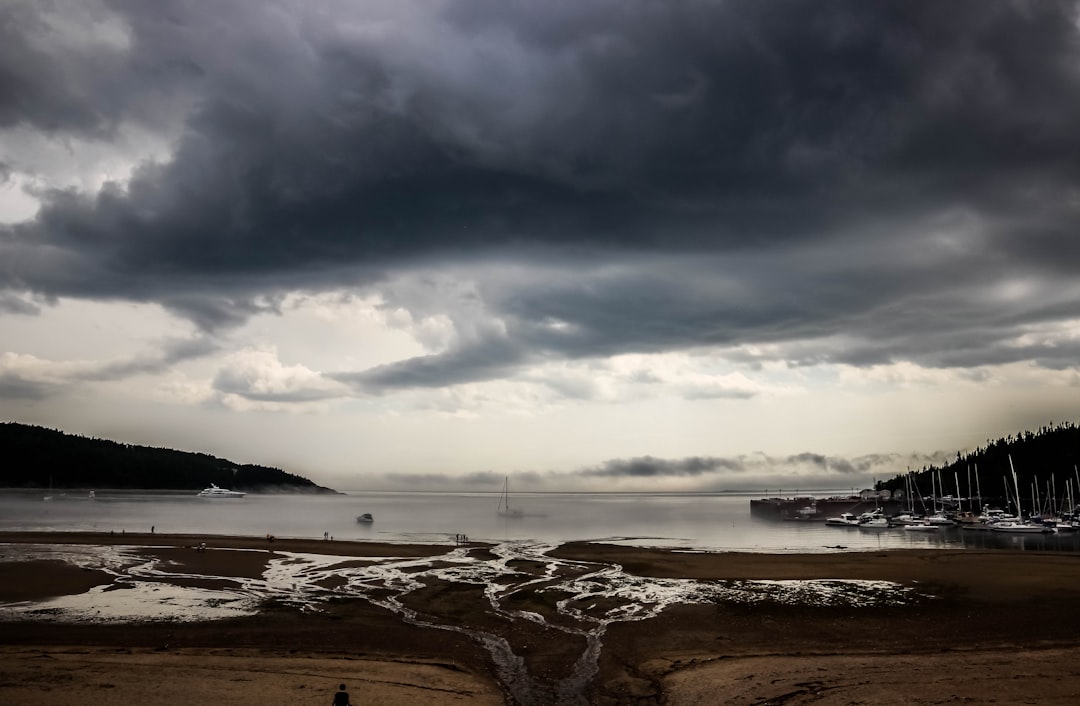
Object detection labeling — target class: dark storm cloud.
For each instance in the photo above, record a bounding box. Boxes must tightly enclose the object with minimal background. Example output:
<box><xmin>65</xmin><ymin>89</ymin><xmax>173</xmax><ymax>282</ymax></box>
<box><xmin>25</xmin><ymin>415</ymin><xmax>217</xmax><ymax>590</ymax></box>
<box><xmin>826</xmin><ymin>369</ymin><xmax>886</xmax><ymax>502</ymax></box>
<box><xmin>583</xmin><ymin>455</ymin><xmax>744</xmax><ymax>478</ymax></box>
<box><xmin>363</xmin><ymin>452</ymin><xmax>913</xmax><ymax>491</ymax></box>
<box><xmin>579</xmin><ymin>452</ymin><xmax>888</xmax><ymax>479</ymax></box>
<box><xmin>380</xmin><ymin>470</ymin><xmax>544</xmax><ymax>488</ymax></box>
<box><xmin>4</xmin><ymin>0</ymin><xmax>1080</xmax><ymax>386</ymax></box>
<box><xmin>332</xmin><ymin>335</ymin><xmax>528</xmax><ymax>393</ymax></box>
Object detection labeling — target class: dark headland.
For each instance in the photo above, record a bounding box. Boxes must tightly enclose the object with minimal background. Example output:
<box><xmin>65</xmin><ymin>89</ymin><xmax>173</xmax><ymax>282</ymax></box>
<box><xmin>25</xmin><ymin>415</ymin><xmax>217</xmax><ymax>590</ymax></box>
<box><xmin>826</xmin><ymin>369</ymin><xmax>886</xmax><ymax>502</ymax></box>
<box><xmin>0</xmin><ymin>422</ymin><xmax>337</xmax><ymax>494</ymax></box>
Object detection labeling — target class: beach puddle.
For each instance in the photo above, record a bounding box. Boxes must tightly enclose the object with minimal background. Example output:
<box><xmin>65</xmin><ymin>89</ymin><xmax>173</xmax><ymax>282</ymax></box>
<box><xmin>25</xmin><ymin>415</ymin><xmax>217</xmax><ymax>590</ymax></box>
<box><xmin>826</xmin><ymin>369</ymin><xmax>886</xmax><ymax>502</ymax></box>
<box><xmin>4</xmin><ymin>582</ymin><xmax>259</xmax><ymax>622</ymax></box>
<box><xmin>0</xmin><ymin>541</ymin><xmax>922</xmax><ymax>704</ymax></box>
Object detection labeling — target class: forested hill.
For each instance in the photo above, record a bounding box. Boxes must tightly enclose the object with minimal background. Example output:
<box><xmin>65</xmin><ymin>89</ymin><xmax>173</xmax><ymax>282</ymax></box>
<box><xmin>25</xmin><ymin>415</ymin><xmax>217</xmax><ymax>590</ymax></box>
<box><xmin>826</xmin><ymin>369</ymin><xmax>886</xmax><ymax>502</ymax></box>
<box><xmin>879</xmin><ymin>422</ymin><xmax>1080</xmax><ymax>503</ymax></box>
<box><xmin>1</xmin><ymin>423</ymin><xmax>337</xmax><ymax>494</ymax></box>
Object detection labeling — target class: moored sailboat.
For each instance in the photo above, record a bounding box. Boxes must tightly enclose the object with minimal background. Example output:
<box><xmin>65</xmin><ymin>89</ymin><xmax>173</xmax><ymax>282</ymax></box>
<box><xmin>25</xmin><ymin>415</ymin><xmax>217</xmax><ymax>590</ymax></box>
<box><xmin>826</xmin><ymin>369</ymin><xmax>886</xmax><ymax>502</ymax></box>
<box><xmin>497</xmin><ymin>476</ymin><xmax>524</xmax><ymax>518</ymax></box>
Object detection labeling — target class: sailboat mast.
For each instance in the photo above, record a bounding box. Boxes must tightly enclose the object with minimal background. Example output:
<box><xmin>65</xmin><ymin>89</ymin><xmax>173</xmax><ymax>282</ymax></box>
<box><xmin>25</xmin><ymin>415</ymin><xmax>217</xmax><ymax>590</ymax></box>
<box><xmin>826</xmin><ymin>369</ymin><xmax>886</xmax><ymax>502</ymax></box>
<box><xmin>975</xmin><ymin>463</ymin><xmax>983</xmax><ymax>513</ymax></box>
<box><xmin>931</xmin><ymin>472</ymin><xmax>936</xmax><ymax>513</ymax></box>
<box><xmin>1008</xmin><ymin>455</ymin><xmax>1022</xmax><ymax>518</ymax></box>
<box><xmin>972</xmin><ymin>464</ymin><xmax>980</xmax><ymax>513</ymax></box>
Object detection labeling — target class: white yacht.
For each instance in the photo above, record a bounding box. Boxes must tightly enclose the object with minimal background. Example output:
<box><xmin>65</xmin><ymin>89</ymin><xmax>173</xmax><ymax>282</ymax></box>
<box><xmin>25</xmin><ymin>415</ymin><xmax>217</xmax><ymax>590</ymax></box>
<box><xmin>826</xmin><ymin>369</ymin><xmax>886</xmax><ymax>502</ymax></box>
<box><xmin>196</xmin><ymin>483</ymin><xmax>246</xmax><ymax>498</ymax></box>
<box><xmin>990</xmin><ymin>521</ymin><xmax>1053</xmax><ymax>534</ymax></box>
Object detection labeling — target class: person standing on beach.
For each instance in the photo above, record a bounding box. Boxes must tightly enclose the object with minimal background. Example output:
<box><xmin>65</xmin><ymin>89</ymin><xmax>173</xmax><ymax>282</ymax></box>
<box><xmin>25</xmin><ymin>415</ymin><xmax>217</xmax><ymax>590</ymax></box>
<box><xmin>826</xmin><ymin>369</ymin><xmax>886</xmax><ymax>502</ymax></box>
<box><xmin>332</xmin><ymin>683</ymin><xmax>351</xmax><ymax>705</ymax></box>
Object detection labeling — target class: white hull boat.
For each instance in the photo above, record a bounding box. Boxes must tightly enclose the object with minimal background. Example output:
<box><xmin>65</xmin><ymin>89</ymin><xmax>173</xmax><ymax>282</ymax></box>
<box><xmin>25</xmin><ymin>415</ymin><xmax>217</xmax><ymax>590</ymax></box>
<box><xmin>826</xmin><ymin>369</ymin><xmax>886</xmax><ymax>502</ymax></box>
<box><xmin>196</xmin><ymin>483</ymin><xmax>246</xmax><ymax>498</ymax></box>
<box><xmin>990</xmin><ymin>521</ymin><xmax>1052</xmax><ymax>534</ymax></box>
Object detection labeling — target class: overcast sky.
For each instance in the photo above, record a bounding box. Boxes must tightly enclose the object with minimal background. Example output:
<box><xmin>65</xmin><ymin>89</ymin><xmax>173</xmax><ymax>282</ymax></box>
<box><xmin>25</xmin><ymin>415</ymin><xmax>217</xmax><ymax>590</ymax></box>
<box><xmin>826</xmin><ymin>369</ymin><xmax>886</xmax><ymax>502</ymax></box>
<box><xmin>2</xmin><ymin>0</ymin><xmax>1079</xmax><ymax>492</ymax></box>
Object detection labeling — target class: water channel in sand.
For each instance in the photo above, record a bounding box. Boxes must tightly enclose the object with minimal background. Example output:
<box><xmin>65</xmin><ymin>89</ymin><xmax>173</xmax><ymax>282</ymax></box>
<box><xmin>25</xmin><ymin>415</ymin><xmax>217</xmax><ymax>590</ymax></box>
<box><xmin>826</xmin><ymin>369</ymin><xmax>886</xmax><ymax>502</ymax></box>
<box><xmin>4</xmin><ymin>488</ymin><xmax>1076</xmax><ymax>702</ymax></box>
<box><xmin>1</xmin><ymin>540</ymin><xmax>921</xmax><ymax>705</ymax></box>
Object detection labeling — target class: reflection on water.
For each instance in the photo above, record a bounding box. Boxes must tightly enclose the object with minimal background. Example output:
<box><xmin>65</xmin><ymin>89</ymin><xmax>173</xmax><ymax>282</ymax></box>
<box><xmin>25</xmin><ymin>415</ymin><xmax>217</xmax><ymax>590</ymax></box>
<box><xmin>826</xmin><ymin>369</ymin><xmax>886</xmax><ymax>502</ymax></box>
<box><xmin>2</xmin><ymin>490</ymin><xmax>1079</xmax><ymax>553</ymax></box>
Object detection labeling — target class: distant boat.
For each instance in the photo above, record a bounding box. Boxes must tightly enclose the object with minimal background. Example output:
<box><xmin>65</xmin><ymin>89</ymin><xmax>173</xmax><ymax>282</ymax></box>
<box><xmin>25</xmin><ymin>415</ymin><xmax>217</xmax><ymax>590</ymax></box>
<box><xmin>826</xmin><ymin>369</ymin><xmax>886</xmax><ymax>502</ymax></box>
<box><xmin>88</xmin><ymin>490</ymin><xmax>96</xmax><ymax>500</ymax></box>
<box><xmin>990</xmin><ymin>521</ymin><xmax>1053</xmax><ymax>534</ymax></box>
<box><xmin>825</xmin><ymin>512</ymin><xmax>860</xmax><ymax>527</ymax></box>
<box><xmin>497</xmin><ymin>476</ymin><xmax>524</xmax><ymax>518</ymax></box>
<box><xmin>356</xmin><ymin>513</ymin><xmax>374</xmax><ymax>524</ymax></box>
<box><xmin>196</xmin><ymin>483</ymin><xmax>246</xmax><ymax>498</ymax></box>
<box><xmin>903</xmin><ymin>522</ymin><xmax>939</xmax><ymax>532</ymax></box>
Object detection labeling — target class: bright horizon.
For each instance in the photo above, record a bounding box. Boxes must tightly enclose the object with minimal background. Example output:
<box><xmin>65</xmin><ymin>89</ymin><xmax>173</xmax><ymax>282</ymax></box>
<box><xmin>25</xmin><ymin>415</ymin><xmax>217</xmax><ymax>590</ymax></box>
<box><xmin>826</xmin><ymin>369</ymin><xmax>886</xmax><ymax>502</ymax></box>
<box><xmin>3</xmin><ymin>1</ymin><xmax>1079</xmax><ymax>493</ymax></box>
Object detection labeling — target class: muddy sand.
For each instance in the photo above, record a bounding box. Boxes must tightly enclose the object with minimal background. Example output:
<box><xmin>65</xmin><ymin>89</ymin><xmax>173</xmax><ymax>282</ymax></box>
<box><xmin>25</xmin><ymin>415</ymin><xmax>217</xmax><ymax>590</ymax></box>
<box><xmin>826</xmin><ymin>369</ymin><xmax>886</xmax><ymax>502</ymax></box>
<box><xmin>2</xmin><ymin>531</ymin><xmax>1080</xmax><ymax>704</ymax></box>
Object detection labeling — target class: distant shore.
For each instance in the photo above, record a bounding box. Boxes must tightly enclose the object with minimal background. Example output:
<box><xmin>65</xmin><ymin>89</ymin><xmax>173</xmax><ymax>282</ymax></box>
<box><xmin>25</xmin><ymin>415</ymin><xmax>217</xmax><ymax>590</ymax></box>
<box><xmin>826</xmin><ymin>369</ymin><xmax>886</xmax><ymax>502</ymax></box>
<box><xmin>3</xmin><ymin>531</ymin><xmax>1080</xmax><ymax>704</ymax></box>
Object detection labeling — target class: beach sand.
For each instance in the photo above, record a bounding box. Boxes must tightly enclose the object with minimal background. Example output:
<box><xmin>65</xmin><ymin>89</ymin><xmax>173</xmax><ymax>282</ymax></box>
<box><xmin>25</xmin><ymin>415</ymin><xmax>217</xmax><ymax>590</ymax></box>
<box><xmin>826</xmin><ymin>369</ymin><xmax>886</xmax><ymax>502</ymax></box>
<box><xmin>3</xmin><ymin>532</ymin><xmax>1080</xmax><ymax>704</ymax></box>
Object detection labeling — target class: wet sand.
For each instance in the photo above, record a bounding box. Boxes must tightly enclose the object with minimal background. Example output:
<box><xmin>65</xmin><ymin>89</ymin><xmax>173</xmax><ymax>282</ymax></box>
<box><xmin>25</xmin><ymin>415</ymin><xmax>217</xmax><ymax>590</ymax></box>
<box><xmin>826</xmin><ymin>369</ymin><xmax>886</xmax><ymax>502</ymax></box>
<box><xmin>3</xmin><ymin>532</ymin><xmax>1080</xmax><ymax>704</ymax></box>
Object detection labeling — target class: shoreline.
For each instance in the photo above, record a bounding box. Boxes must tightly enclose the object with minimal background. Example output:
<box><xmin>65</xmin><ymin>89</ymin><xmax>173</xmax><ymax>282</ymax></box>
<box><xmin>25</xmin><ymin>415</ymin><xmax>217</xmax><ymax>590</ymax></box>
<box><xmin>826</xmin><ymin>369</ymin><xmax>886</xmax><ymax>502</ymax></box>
<box><xmin>4</xmin><ymin>531</ymin><xmax>1080</xmax><ymax>704</ymax></box>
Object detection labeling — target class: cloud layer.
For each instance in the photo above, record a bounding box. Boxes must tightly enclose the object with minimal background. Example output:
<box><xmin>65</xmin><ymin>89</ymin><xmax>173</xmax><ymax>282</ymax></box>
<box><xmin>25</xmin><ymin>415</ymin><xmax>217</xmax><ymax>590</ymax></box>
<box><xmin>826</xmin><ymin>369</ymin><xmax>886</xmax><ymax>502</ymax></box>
<box><xmin>2</xmin><ymin>1</ymin><xmax>1079</xmax><ymax>482</ymax></box>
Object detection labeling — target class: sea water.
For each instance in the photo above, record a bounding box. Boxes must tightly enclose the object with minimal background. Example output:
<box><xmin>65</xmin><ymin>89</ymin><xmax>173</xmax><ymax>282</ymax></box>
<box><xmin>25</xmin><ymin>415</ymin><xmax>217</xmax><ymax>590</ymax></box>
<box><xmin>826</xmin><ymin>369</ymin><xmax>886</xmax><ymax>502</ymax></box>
<box><xmin>2</xmin><ymin>489</ymin><xmax>1078</xmax><ymax>553</ymax></box>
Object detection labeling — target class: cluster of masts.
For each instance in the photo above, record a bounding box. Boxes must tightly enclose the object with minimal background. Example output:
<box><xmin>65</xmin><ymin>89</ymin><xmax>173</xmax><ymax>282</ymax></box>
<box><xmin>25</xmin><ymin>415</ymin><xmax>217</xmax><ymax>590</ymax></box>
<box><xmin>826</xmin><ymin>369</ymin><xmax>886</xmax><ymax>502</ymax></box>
<box><xmin>870</xmin><ymin>455</ymin><xmax>1080</xmax><ymax>533</ymax></box>
<box><xmin>901</xmin><ymin>455</ymin><xmax>1080</xmax><ymax>520</ymax></box>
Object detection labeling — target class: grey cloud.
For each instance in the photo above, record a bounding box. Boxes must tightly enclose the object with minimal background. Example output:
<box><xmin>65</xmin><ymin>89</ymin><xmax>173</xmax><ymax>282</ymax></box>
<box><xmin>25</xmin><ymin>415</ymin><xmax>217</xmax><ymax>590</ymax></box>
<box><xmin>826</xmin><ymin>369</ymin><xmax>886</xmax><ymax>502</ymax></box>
<box><xmin>582</xmin><ymin>455</ymin><xmax>746</xmax><ymax>478</ymax></box>
<box><xmin>87</xmin><ymin>335</ymin><xmax>221</xmax><ymax>382</ymax></box>
<box><xmin>3</xmin><ymin>0</ymin><xmax>1080</xmax><ymax>385</ymax></box>
<box><xmin>0</xmin><ymin>334</ymin><xmax>218</xmax><ymax>401</ymax></box>
<box><xmin>0</xmin><ymin>293</ymin><xmax>40</xmax><ymax>315</ymax></box>
<box><xmin>364</xmin><ymin>451</ymin><xmax>913</xmax><ymax>491</ymax></box>
<box><xmin>332</xmin><ymin>335</ymin><xmax>528</xmax><ymax>393</ymax></box>
<box><xmin>379</xmin><ymin>470</ymin><xmax>541</xmax><ymax>488</ymax></box>
<box><xmin>0</xmin><ymin>373</ymin><xmax>57</xmax><ymax>401</ymax></box>
<box><xmin>210</xmin><ymin>374</ymin><xmax>340</xmax><ymax>403</ymax></box>
<box><xmin>579</xmin><ymin>451</ymin><xmax>904</xmax><ymax>481</ymax></box>
<box><xmin>0</xmin><ymin>336</ymin><xmax>219</xmax><ymax>397</ymax></box>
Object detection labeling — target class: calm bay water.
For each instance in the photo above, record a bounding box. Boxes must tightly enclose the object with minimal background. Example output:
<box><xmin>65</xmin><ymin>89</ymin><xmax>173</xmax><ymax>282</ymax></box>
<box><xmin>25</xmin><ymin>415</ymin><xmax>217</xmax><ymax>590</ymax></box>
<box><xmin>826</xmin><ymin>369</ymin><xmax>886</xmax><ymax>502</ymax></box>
<box><xmin>3</xmin><ymin>489</ymin><xmax>1078</xmax><ymax>553</ymax></box>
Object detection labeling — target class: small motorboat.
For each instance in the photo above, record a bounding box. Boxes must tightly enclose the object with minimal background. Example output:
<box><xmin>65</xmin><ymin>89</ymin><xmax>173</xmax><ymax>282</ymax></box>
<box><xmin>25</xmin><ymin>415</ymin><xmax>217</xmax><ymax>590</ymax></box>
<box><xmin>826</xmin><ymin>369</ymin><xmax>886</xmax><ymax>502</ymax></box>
<box><xmin>825</xmin><ymin>512</ymin><xmax>860</xmax><ymax>527</ymax></box>
<box><xmin>356</xmin><ymin>513</ymin><xmax>374</xmax><ymax>524</ymax></box>
<box><xmin>902</xmin><ymin>522</ymin><xmax>939</xmax><ymax>531</ymax></box>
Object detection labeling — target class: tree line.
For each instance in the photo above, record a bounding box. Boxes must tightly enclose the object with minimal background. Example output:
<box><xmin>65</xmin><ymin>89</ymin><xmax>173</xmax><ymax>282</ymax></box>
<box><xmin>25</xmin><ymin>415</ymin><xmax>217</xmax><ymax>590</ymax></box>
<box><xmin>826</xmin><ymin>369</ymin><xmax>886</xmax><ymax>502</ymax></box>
<box><xmin>878</xmin><ymin>421</ymin><xmax>1080</xmax><ymax>511</ymax></box>
<box><xmin>0</xmin><ymin>422</ymin><xmax>337</xmax><ymax>493</ymax></box>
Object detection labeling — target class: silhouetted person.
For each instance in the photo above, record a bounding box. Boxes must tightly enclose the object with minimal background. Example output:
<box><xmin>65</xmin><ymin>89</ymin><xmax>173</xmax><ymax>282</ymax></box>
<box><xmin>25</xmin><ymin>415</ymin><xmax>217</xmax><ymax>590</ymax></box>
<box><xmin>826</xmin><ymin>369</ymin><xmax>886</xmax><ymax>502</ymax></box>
<box><xmin>332</xmin><ymin>683</ymin><xmax>351</xmax><ymax>705</ymax></box>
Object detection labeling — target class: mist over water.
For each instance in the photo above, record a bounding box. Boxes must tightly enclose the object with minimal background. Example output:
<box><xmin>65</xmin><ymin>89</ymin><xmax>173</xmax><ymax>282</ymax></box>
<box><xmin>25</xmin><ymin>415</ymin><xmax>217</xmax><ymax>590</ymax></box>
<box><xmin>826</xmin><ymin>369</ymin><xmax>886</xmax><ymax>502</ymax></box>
<box><xmin>3</xmin><ymin>490</ymin><xmax>1079</xmax><ymax>552</ymax></box>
